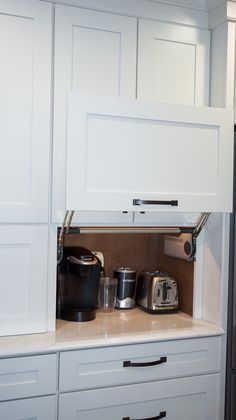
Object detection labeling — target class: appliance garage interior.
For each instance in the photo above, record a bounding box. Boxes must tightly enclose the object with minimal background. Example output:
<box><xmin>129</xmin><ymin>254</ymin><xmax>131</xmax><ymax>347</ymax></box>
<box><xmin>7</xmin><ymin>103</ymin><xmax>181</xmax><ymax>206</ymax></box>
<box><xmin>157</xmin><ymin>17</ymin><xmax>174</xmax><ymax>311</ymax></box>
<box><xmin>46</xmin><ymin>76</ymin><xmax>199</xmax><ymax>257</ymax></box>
<box><xmin>56</xmin><ymin>212</ymin><xmax>209</xmax><ymax>322</ymax></box>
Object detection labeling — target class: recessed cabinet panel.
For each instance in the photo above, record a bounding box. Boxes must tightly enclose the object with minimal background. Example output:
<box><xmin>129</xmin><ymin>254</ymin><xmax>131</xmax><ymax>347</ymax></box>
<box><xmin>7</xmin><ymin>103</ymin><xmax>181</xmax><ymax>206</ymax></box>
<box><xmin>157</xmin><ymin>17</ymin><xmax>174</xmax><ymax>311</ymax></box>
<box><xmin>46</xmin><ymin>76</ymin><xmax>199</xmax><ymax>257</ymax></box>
<box><xmin>138</xmin><ymin>19</ymin><xmax>210</xmax><ymax>106</ymax></box>
<box><xmin>53</xmin><ymin>5</ymin><xmax>137</xmax><ymax>222</ymax></box>
<box><xmin>72</xmin><ymin>26</ymin><xmax>121</xmax><ymax>95</ymax></box>
<box><xmin>66</xmin><ymin>94</ymin><xmax>234</xmax><ymax>213</ymax></box>
<box><xmin>0</xmin><ymin>226</ymin><xmax>48</xmax><ymax>336</ymax></box>
<box><xmin>0</xmin><ymin>1</ymin><xmax>51</xmax><ymax>222</ymax></box>
<box><xmin>86</xmin><ymin>118</ymin><xmax>216</xmax><ymax>192</ymax></box>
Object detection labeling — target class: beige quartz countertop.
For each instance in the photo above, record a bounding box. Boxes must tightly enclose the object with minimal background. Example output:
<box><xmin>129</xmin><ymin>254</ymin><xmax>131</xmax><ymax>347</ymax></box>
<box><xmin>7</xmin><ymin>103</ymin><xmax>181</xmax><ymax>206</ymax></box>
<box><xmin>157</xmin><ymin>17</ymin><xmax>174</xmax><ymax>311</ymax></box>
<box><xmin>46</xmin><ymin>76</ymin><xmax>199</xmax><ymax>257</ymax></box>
<box><xmin>0</xmin><ymin>309</ymin><xmax>224</xmax><ymax>358</ymax></box>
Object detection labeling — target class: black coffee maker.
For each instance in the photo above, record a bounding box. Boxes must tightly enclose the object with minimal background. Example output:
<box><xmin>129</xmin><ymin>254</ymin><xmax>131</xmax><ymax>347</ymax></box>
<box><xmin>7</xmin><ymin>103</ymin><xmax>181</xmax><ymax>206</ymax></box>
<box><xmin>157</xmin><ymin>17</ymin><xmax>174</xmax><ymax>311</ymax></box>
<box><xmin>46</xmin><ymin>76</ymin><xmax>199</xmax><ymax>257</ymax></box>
<box><xmin>57</xmin><ymin>246</ymin><xmax>101</xmax><ymax>322</ymax></box>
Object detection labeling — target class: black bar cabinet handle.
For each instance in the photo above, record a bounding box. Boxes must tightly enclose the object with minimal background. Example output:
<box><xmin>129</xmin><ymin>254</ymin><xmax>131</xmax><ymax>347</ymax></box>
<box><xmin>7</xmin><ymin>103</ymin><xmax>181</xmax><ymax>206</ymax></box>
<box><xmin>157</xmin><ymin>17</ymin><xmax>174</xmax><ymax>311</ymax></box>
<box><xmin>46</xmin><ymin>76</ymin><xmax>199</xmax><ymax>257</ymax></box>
<box><xmin>133</xmin><ymin>199</ymin><xmax>178</xmax><ymax>207</ymax></box>
<box><xmin>123</xmin><ymin>356</ymin><xmax>167</xmax><ymax>368</ymax></box>
<box><xmin>123</xmin><ymin>411</ymin><xmax>166</xmax><ymax>420</ymax></box>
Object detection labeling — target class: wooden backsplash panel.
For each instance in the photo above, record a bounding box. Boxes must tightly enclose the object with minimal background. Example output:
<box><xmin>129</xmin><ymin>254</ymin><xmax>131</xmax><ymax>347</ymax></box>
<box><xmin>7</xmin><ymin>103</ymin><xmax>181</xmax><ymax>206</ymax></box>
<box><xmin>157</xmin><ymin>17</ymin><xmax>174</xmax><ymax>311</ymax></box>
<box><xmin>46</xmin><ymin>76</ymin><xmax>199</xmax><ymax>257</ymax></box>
<box><xmin>63</xmin><ymin>233</ymin><xmax>159</xmax><ymax>275</ymax></box>
<box><xmin>155</xmin><ymin>235</ymin><xmax>194</xmax><ymax>316</ymax></box>
<box><xmin>63</xmin><ymin>232</ymin><xmax>194</xmax><ymax>316</ymax></box>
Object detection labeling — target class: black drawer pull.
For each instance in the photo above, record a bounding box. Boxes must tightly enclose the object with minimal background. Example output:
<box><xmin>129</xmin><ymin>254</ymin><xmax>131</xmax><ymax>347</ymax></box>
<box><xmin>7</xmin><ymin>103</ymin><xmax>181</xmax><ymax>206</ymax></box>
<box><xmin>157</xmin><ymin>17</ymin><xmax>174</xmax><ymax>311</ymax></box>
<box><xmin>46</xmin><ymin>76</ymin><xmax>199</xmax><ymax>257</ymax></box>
<box><xmin>123</xmin><ymin>411</ymin><xmax>166</xmax><ymax>420</ymax></box>
<box><xmin>123</xmin><ymin>356</ymin><xmax>167</xmax><ymax>368</ymax></box>
<box><xmin>133</xmin><ymin>199</ymin><xmax>178</xmax><ymax>207</ymax></box>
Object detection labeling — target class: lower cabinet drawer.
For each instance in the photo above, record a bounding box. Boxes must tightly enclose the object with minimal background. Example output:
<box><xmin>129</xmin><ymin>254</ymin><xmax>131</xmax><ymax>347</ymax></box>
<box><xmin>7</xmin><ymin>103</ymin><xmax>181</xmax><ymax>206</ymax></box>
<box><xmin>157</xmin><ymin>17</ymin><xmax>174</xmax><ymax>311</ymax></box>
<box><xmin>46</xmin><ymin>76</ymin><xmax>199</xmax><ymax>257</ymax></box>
<box><xmin>59</xmin><ymin>336</ymin><xmax>221</xmax><ymax>391</ymax></box>
<box><xmin>0</xmin><ymin>395</ymin><xmax>57</xmax><ymax>420</ymax></box>
<box><xmin>59</xmin><ymin>373</ymin><xmax>220</xmax><ymax>420</ymax></box>
<box><xmin>0</xmin><ymin>354</ymin><xmax>57</xmax><ymax>401</ymax></box>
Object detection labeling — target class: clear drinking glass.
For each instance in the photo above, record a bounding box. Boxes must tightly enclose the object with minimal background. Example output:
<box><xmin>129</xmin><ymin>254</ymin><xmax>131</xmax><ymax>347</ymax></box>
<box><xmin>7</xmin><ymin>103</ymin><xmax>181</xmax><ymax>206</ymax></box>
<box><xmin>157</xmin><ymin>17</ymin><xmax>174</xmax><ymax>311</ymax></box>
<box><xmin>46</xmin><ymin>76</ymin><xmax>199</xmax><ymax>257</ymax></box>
<box><xmin>98</xmin><ymin>277</ymin><xmax>118</xmax><ymax>312</ymax></box>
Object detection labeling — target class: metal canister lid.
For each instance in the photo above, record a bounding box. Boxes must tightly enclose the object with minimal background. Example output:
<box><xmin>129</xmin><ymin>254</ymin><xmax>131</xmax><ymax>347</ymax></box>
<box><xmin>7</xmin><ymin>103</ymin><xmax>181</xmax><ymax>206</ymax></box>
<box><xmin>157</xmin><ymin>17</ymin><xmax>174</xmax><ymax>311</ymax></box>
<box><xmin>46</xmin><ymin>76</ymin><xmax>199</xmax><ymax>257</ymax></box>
<box><xmin>140</xmin><ymin>270</ymin><xmax>169</xmax><ymax>277</ymax></box>
<box><xmin>68</xmin><ymin>255</ymin><xmax>98</xmax><ymax>265</ymax></box>
<box><xmin>113</xmin><ymin>267</ymin><xmax>136</xmax><ymax>273</ymax></box>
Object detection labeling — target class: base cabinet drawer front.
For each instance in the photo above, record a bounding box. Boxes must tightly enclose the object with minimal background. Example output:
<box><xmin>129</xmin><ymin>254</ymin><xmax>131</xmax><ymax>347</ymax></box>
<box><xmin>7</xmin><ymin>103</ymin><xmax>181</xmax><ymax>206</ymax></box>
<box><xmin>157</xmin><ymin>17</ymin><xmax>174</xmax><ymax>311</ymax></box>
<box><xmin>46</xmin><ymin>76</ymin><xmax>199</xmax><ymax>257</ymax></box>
<box><xmin>0</xmin><ymin>354</ymin><xmax>57</xmax><ymax>401</ymax></box>
<box><xmin>0</xmin><ymin>395</ymin><xmax>57</xmax><ymax>420</ymax></box>
<box><xmin>59</xmin><ymin>336</ymin><xmax>221</xmax><ymax>391</ymax></box>
<box><xmin>58</xmin><ymin>374</ymin><xmax>220</xmax><ymax>420</ymax></box>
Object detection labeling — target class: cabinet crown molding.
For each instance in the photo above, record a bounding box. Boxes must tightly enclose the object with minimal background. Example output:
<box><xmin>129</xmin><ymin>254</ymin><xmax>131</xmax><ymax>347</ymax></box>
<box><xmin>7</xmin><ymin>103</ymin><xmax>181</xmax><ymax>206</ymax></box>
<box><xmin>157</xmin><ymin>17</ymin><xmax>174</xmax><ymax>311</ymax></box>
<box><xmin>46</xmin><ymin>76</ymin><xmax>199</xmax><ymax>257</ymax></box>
<box><xmin>41</xmin><ymin>0</ymin><xmax>210</xmax><ymax>28</ymax></box>
<box><xmin>43</xmin><ymin>0</ymin><xmax>224</xmax><ymax>10</ymax></box>
<box><xmin>147</xmin><ymin>0</ymin><xmax>224</xmax><ymax>11</ymax></box>
<box><xmin>208</xmin><ymin>1</ymin><xmax>236</xmax><ymax>29</ymax></box>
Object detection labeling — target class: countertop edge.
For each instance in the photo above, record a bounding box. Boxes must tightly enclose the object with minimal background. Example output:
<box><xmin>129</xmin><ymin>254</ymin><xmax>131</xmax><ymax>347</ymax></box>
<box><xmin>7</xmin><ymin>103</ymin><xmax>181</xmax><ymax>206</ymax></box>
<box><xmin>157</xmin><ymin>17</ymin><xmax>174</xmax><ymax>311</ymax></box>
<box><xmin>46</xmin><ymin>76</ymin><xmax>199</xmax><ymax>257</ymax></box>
<box><xmin>0</xmin><ymin>322</ymin><xmax>225</xmax><ymax>358</ymax></box>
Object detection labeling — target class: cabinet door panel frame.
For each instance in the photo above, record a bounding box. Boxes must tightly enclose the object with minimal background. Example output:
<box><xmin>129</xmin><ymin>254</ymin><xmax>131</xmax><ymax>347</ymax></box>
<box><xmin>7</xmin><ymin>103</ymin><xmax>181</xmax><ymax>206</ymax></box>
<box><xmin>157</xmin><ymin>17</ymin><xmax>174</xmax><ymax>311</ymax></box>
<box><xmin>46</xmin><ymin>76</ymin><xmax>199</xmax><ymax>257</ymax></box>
<box><xmin>0</xmin><ymin>0</ymin><xmax>52</xmax><ymax>222</ymax></box>
<box><xmin>0</xmin><ymin>226</ymin><xmax>49</xmax><ymax>336</ymax></box>
<box><xmin>66</xmin><ymin>94</ymin><xmax>234</xmax><ymax>213</ymax></box>
<box><xmin>52</xmin><ymin>4</ymin><xmax>137</xmax><ymax>223</ymax></box>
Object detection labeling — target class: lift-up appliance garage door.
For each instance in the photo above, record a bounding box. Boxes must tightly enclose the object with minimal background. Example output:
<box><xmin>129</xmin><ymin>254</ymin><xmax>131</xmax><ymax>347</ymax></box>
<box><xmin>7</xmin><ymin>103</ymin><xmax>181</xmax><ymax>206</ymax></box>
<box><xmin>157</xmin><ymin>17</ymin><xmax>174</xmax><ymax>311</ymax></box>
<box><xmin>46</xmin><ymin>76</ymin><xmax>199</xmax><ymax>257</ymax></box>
<box><xmin>66</xmin><ymin>94</ymin><xmax>234</xmax><ymax>213</ymax></box>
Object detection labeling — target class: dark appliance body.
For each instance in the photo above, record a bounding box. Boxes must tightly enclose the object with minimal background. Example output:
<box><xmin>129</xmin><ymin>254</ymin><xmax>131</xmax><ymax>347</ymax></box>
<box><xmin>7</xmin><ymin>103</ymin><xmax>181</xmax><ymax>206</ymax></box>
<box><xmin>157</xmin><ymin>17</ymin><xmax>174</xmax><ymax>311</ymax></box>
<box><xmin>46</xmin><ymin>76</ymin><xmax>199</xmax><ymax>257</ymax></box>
<box><xmin>226</xmin><ymin>126</ymin><xmax>236</xmax><ymax>419</ymax></box>
<box><xmin>226</xmin><ymin>212</ymin><xmax>236</xmax><ymax>419</ymax></box>
<box><xmin>226</xmin><ymin>214</ymin><xmax>236</xmax><ymax>419</ymax></box>
<box><xmin>113</xmin><ymin>267</ymin><xmax>136</xmax><ymax>309</ymax></box>
<box><xmin>57</xmin><ymin>246</ymin><xmax>101</xmax><ymax>322</ymax></box>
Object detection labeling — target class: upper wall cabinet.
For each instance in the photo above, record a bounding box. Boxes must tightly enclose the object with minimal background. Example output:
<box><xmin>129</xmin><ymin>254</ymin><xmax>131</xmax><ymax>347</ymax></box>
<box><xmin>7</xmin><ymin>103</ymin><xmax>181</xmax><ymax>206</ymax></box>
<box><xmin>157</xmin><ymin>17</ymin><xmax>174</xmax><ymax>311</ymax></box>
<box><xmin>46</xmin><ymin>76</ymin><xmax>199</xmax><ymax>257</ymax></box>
<box><xmin>66</xmin><ymin>94</ymin><xmax>234</xmax><ymax>213</ymax></box>
<box><xmin>137</xmin><ymin>19</ymin><xmax>210</xmax><ymax>106</ymax></box>
<box><xmin>0</xmin><ymin>0</ymin><xmax>52</xmax><ymax>223</ymax></box>
<box><xmin>52</xmin><ymin>5</ymin><xmax>137</xmax><ymax>223</ymax></box>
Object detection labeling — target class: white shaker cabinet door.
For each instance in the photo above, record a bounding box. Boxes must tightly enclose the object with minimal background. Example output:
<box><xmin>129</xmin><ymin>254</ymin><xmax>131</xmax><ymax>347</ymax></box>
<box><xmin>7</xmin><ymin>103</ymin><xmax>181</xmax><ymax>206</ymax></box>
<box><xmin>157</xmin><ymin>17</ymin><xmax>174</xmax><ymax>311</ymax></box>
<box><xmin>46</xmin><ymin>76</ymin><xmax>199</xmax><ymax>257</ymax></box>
<box><xmin>52</xmin><ymin>4</ymin><xmax>137</xmax><ymax>223</ymax></box>
<box><xmin>66</xmin><ymin>94</ymin><xmax>233</xmax><ymax>213</ymax></box>
<box><xmin>0</xmin><ymin>354</ymin><xmax>57</xmax><ymax>401</ymax></box>
<box><xmin>0</xmin><ymin>396</ymin><xmax>56</xmax><ymax>420</ymax></box>
<box><xmin>137</xmin><ymin>19</ymin><xmax>210</xmax><ymax>106</ymax></box>
<box><xmin>0</xmin><ymin>0</ymin><xmax>52</xmax><ymax>223</ymax></box>
<box><xmin>0</xmin><ymin>226</ymin><xmax>48</xmax><ymax>336</ymax></box>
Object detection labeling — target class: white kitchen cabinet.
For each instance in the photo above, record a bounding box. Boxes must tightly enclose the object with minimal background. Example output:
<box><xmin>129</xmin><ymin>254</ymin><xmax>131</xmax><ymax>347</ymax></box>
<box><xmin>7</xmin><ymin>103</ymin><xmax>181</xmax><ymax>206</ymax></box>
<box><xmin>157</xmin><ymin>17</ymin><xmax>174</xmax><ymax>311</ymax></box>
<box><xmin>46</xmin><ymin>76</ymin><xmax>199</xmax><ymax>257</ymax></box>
<box><xmin>59</xmin><ymin>336</ymin><xmax>221</xmax><ymax>391</ymax></box>
<box><xmin>0</xmin><ymin>353</ymin><xmax>57</xmax><ymax>419</ymax></box>
<box><xmin>73</xmin><ymin>210</ymin><xmax>133</xmax><ymax>225</ymax></box>
<box><xmin>0</xmin><ymin>330</ymin><xmax>223</xmax><ymax>419</ymax></box>
<box><xmin>52</xmin><ymin>4</ymin><xmax>137</xmax><ymax>223</ymax></box>
<box><xmin>59</xmin><ymin>374</ymin><xmax>220</xmax><ymax>420</ymax></box>
<box><xmin>0</xmin><ymin>226</ymin><xmax>49</xmax><ymax>336</ymax></box>
<box><xmin>70</xmin><ymin>211</ymin><xmax>201</xmax><ymax>228</ymax></box>
<box><xmin>0</xmin><ymin>396</ymin><xmax>57</xmax><ymax>420</ymax></box>
<box><xmin>0</xmin><ymin>0</ymin><xmax>52</xmax><ymax>223</ymax></box>
<box><xmin>133</xmin><ymin>211</ymin><xmax>200</xmax><ymax>226</ymax></box>
<box><xmin>137</xmin><ymin>19</ymin><xmax>210</xmax><ymax>106</ymax></box>
<box><xmin>58</xmin><ymin>335</ymin><xmax>221</xmax><ymax>420</ymax></box>
<box><xmin>66</xmin><ymin>94</ymin><xmax>234</xmax><ymax>213</ymax></box>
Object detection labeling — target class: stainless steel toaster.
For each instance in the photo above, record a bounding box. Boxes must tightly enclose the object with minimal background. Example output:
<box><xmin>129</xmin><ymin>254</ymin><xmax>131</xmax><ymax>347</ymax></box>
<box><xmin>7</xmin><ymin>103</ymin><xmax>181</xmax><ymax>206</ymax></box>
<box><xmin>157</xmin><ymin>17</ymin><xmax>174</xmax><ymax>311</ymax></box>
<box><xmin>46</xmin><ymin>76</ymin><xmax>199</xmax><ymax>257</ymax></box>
<box><xmin>135</xmin><ymin>270</ymin><xmax>179</xmax><ymax>313</ymax></box>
